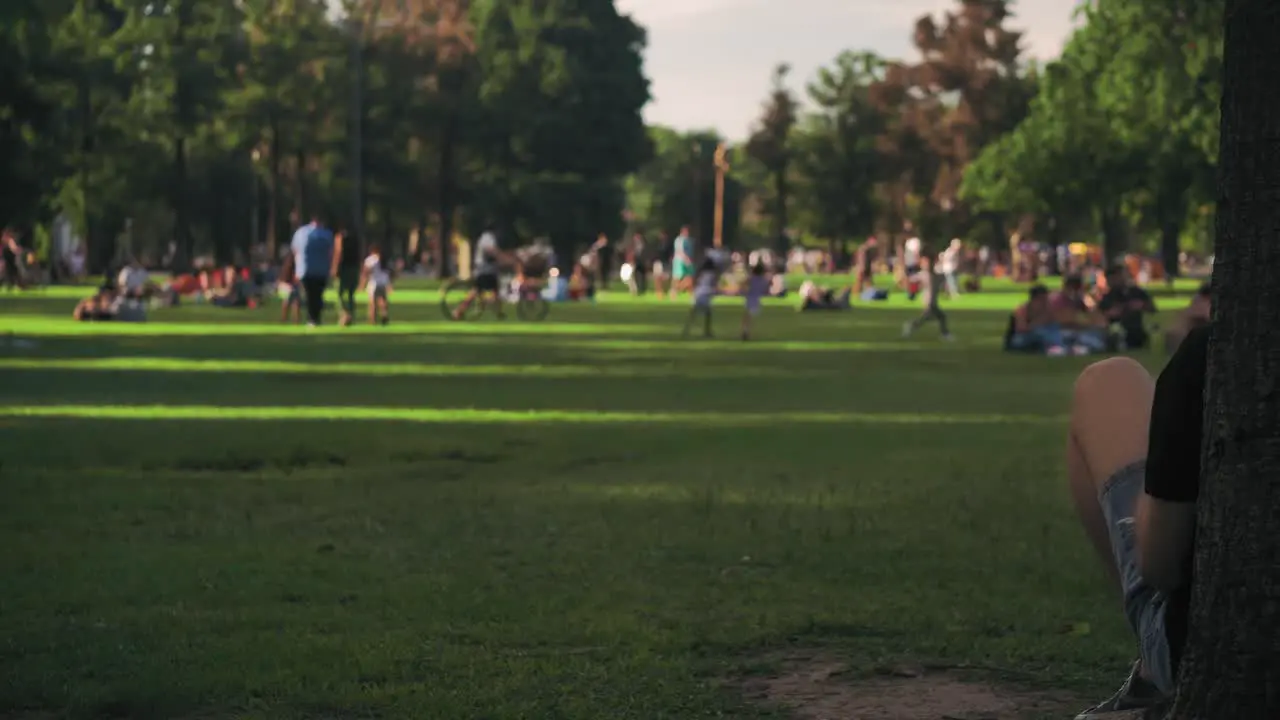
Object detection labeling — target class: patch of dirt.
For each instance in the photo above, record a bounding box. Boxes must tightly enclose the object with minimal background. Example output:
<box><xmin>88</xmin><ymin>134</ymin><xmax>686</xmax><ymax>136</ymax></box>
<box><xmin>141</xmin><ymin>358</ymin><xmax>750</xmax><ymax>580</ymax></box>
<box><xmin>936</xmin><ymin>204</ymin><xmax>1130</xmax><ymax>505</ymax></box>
<box><xmin>737</xmin><ymin>651</ymin><xmax>1090</xmax><ymax>720</ymax></box>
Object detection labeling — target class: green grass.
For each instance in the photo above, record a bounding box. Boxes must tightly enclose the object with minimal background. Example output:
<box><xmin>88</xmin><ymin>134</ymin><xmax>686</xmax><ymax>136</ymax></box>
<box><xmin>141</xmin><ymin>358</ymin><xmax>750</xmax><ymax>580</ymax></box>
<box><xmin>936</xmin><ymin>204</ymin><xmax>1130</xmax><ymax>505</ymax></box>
<box><xmin>0</xmin><ymin>283</ymin><xmax>1194</xmax><ymax>719</ymax></box>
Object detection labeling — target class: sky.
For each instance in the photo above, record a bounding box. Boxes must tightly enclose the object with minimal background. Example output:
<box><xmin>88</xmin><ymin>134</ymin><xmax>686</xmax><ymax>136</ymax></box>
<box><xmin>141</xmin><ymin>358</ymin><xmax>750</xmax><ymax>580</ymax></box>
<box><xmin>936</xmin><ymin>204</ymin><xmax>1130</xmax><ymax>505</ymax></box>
<box><xmin>615</xmin><ymin>0</ymin><xmax>1084</xmax><ymax>141</ymax></box>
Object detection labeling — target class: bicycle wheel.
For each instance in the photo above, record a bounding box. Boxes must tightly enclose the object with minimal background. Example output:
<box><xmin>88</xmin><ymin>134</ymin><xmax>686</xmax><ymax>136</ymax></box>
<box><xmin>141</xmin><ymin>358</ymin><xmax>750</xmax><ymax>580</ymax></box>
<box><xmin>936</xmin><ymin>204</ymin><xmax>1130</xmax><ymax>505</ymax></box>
<box><xmin>516</xmin><ymin>292</ymin><xmax>549</xmax><ymax>321</ymax></box>
<box><xmin>440</xmin><ymin>278</ymin><xmax>482</xmax><ymax>321</ymax></box>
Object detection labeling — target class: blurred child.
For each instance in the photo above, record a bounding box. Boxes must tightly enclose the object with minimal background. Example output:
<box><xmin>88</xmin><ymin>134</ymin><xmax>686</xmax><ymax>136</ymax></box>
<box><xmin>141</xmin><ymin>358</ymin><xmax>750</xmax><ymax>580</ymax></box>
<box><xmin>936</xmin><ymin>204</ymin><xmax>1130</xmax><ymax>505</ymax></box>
<box><xmin>902</xmin><ymin>254</ymin><xmax>954</xmax><ymax>341</ymax></box>
<box><xmin>681</xmin><ymin>258</ymin><xmax>719</xmax><ymax>339</ymax></box>
<box><xmin>278</xmin><ymin>253</ymin><xmax>301</xmax><ymax>324</ymax></box>
<box><xmin>741</xmin><ymin>262</ymin><xmax>769</xmax><ymax>341</ymax></box>
<box><xmin>361</xmin><ymin>244</ymin><xmax>393</xmax><ymax>326</ymax></box>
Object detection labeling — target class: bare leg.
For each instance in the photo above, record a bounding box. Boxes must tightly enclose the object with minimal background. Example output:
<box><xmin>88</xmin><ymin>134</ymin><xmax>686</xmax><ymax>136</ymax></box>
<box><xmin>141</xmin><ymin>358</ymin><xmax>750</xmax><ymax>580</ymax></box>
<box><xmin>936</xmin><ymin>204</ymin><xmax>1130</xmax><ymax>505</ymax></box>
<box><xmin>1066</xmin><ymin>357</ymin><xmax>1154</xmax><ymax>592</ymax></box>
<box><xmin>681</xmin><ymin>307</ymin><xmax>700</xmax><ymax>338</ymax></box>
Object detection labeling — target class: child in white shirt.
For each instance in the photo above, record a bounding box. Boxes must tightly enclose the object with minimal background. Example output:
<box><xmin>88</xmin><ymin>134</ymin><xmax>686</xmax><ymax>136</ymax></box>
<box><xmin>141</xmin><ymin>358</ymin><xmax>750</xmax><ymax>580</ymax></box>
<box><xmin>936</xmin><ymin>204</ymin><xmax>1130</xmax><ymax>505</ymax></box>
<box><xmin>681</xmin><ymin>258</ymin><xmax>719</xmax><ymax>339</ymax></box>
<box><xmin>361</xmin><ymin>246</ymin><xmax>393</xmax><ymax>326</ymax></box>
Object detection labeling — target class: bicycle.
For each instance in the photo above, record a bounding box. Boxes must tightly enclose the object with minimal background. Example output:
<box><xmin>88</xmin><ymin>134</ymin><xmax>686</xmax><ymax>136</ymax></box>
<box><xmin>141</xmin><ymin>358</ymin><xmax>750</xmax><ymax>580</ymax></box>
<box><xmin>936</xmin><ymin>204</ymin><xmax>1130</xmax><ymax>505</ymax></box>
<box><xmin>440</xmin><ymin>265</ymin><xmax>550</xmax><ymax>322</ymax></box>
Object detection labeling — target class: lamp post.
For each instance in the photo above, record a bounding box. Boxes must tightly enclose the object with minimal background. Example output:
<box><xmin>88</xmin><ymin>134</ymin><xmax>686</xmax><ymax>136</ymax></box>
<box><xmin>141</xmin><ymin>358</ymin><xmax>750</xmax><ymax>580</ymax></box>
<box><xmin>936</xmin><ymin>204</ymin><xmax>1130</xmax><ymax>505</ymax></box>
<box><xmin>712</xmin><ymin>142</ymin><xmax>730</xmax><ymax>248</ymax></box>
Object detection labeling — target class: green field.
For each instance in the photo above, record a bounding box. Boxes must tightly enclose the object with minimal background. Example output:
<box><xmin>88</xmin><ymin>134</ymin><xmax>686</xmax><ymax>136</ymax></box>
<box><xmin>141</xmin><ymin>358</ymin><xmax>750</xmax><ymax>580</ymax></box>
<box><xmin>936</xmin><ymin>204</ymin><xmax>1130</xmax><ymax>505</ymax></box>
<box><xmin>0</xmin><ymin>282</ymin><xmax>1195</xmax><ymax>719</ymax></box>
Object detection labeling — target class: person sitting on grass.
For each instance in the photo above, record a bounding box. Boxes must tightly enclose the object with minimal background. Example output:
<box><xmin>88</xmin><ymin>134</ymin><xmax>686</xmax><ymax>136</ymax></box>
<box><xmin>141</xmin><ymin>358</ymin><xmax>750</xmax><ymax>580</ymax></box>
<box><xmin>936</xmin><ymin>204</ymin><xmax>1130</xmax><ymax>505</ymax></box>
<box><xmin>740</xmin><ymin>262</ymin><xmax>770</xmax><ymax>341</ymax></box>
<box><xmin>1164</xmin><ymin>282</ymin><xmax>1211</xmax><ymax>356</ymax></box>
<box><xmin>681</xmin><ymin>257</ymin><xmax>719</xmax><ymax>339</ymax></box>
<box><xmin>797</xmin><ymin>280</ymin><xmax>852</xmax><ymax>311</ymax></box>
<box><xmin>1064</xmin><ymin>325</ymin><xmax>1207</xmax><ymax>718</ymax></box>
<box><xmin>117</xmin><ymin>257</ymin><xmax>159</xmax><ymax>300</ymax></box>
<box><xmin>207</xmin><ymin>265</ymin><xmax>253</xmax><ymax>308</ymax></box>
<box><xmin>278</xmin><ymin>253</ymin><xmax>302</xmax><ymax>324</ymax></box>
<box><xmin>72</xmin><ymin>286</ymin><xmax>146</xmax><ymax>322</ymax></box>
<box><xmin>1052</xmin><ymin>274</ymin><xmax>1108</xmax><ymax>353</ymax></box>
<box><xmin>361</xmin><ymin>244</ymin><xmax>393</xmax><ymax>326</ymax></box>
<box><xmin>1097</xmin><ymin>265</ymin><xmax>1157</xmax><ymax>350</ymax></box>
<box><xmin>1004</xmin><ymin>284</ymin><xmax>1071</xmax><ymax>355</ymax></box>
<box><xmin>567</xmin><ymin>262</ymin><xmax>595</xmax><ymax>302</ymax></box>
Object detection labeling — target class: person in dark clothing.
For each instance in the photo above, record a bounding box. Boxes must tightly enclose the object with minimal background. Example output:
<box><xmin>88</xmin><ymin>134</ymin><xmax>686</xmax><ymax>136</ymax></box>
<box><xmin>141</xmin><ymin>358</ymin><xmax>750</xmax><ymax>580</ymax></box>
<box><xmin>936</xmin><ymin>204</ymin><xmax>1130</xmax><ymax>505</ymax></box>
<box><xmin>1065</xmin><ymin>325</ymin><xmax>1208</xmax><ymax>718</ymax></box>
<box><xmin>332</xmin><ymin>227</ymin><xmax>362</xmax><ymax>325</ymax></box>
<box><xmin>653</xmin><ymin>231</ymin><xmax>674</xmax><ymax>297</ymax></box>
<box><xmin>1097</xmin><ymin>265</ymin><xmax>1157</xmax><ymax>349</ymax></box>
<box><xmin>625</xmin><ymin>232</ymin><xmax>647</xmax><ymax>295</ymax></box>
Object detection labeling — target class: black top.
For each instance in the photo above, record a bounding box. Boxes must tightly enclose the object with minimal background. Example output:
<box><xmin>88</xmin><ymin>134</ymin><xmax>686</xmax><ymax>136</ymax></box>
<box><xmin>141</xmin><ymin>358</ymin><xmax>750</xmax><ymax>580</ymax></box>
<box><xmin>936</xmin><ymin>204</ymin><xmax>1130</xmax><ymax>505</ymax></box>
<box><xmin>1099</xmin><ymin>286</ymin><xmax>1156</xmax><ymax>340</ymax></box>
<box><xmin>338</xmin><ymin>234</ymin><xmax>362</xmax><ymax>269</ymax></box>
<box><xmin>1</xmin><ymin>242</ymin><xmax>16</xmax><ymax>266</ymax></box>
<box><xmin>1145</xmin><ymin>322</ymin><xmax>1210</xmax><ymax>674</ymax></box>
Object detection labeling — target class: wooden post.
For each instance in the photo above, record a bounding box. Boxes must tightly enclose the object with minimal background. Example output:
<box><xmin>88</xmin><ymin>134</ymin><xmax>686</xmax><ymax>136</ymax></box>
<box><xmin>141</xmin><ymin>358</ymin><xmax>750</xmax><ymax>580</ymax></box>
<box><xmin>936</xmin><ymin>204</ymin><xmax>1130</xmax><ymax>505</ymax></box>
<box><xmin>713</xmin><ymin>142</ymin><xmax>730</xmax><ymax>248</ymax></box>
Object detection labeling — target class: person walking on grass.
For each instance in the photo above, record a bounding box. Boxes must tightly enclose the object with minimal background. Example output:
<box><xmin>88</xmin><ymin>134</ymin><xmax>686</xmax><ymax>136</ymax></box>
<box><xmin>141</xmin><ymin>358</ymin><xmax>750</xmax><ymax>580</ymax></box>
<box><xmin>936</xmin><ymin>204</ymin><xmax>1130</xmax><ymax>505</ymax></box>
<box><xmin>290</xmin><ymin>214</ymin><xmax>334</xmax><ymax>327</ymax></box>
<box><xmin>278</xmin><ymin>251</ymin><xmax>302</xmax><ymax>324</ymax></box>
<box><xmin>740</xmin><ymin>261</ymin><xmax>769</xmax><ymax>341</ymax></box>
<box><xmin>361</xmin><ymin>244</ymin><xmax>393</xmax><ymax>326</ymax></box>
<box><xmin>331</xmin><ymin>226</ymin><xmax>362</xmax><ymax>326</ymax></box>
<box><xmin>902</xmin><ymin>254</ymin><xmax>954</xmax><ymax>341</ymax></box>
<box><xmin>681</xmin><ymin>258</ymin><xmax>718</xmax><ymax>339</ymax></box>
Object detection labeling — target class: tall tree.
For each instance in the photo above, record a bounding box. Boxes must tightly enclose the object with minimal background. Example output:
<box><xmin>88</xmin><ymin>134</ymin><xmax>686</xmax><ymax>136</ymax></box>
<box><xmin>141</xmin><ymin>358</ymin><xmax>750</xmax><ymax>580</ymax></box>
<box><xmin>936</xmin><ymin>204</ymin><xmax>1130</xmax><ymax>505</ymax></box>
<box><xmin>745</xmin><ymin>63</ymin><xmax>798</xmax><ymax>248</ymax></box>
<box><xmin>791</xmin><ymin>51</ymin><xmax>884</xmax><ymax>259</ymax></box>
<box><xmin>872</xmin><ymin>0</ymin><xmax>1032</xmax><ymax>247</ymax></box>
<box><xmin>1168</xmin><ymin>0</ymin><xmax>1280</xmax><ymax>717</ymax></box>
<box><xmin>468</xmin><ymin>0</ymin><xmax>650</xmax><ymax>260</ymax></box>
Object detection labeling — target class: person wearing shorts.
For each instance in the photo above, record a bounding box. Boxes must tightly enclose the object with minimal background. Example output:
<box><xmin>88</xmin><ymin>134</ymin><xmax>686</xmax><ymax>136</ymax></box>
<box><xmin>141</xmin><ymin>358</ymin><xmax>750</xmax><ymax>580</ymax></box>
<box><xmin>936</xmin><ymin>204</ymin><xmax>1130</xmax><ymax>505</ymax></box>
<box><xmin>1065</xmin><ymin>324</ymin><xmax>1206</xmax><ymax>718</ymax></box>
<box><xmin>362</xmin><ymin>245</ymin><xmax>392</xmax><ymax>325</ymax></box>
<box><xmin>455</xmin><ymin>226</ymin><xmax>506</xmax><ymax>319</ymax></box>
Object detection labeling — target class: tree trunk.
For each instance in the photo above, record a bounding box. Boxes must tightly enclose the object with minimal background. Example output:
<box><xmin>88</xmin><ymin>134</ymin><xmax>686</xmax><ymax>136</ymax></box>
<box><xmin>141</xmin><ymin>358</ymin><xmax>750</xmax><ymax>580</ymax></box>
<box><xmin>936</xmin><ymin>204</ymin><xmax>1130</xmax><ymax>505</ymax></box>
<box><xmin>1167</xmin><ymin>2</ymin><xmax>1280</xmax><ymax>717</ymax></box>
<box><xmin>773</xmin><ymin>167</ymin><xmax>788</xmax><ymax>245</ymax></box>
<box><xmin>267</xmin><ymin>120</ymin><xmax>281</xmax><ymax>259</ymax></box>
<box><xmin>1099</xmin><ymin>206</ymin><xmax>1126</xmax><ymax>266</ymax></box>
<box><xmin>173</xmin><ymin>134</ymin><xmax>191</xmax><ymax>271</ymax></box>
<box><xmin>295</xmin><ymin>149</ymin><xmax>308</xmax><ymax>219</ymax></box>
<box><xmin>1160</xmin><ymin>221</ymin><xmax>1181</xmax><ymax>287</ymax></box>
<box><xmin>437</xmin><ymin>97</ymin><xmax>457</xmax><ymax>279</ymax></box>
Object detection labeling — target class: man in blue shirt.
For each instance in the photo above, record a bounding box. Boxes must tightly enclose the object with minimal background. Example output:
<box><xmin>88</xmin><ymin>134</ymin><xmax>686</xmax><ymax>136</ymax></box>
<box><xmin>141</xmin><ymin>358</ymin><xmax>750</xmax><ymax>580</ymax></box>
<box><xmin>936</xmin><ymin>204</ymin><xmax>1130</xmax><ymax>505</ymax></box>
<box><xmin>290</xmin><ymin>215</ymin><xmax>334</xmax><ymax>326</ymax></box>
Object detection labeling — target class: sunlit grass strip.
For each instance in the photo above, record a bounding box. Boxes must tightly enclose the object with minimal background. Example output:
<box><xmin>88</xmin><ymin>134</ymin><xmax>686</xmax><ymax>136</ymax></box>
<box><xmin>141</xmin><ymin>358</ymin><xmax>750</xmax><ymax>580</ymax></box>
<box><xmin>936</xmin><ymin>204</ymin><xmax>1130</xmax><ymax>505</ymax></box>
<box><xmin>0</xmin><ymin>404</ymin><xmax>1067</xmax><ymax>425</ymax></box>
<box><xmin>0</xmin><ymin>357</ymin><xmax>802</xmax><ymax>379</ymax></box>
<box><xmin>0</xmin><ymin>317</ymin><xmax>662</xmax><ymax>336</ymax></box>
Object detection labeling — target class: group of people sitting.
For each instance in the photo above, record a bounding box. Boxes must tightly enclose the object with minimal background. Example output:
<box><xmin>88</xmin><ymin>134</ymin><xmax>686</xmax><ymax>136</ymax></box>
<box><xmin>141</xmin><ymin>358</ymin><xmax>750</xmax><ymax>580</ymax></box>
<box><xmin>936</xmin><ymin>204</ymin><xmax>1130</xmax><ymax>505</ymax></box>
<box><xmin>1005</xmin><ymin>264</ymin><xmax>1210</xmax><ymax>356</ymax></box>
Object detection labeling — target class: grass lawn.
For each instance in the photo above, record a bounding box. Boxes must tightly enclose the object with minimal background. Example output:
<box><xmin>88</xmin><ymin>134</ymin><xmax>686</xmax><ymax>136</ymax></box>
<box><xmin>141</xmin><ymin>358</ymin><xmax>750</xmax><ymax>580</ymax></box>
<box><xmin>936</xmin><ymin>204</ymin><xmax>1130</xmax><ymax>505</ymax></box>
<box><xmin>0</xmin><ymin>282</ymin><xmax>1195</xmax><ymax>719</ymax></box>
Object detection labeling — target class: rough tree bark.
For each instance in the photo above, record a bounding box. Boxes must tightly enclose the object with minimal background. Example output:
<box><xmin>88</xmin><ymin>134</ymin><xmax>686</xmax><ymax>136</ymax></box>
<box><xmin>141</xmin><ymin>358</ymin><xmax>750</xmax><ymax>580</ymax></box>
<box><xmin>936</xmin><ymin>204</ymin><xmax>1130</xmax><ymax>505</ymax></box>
<box><xmin>1166</xmin><ymin>1</ymin><xmax>1280</xmax><ymax>717</ymax></box>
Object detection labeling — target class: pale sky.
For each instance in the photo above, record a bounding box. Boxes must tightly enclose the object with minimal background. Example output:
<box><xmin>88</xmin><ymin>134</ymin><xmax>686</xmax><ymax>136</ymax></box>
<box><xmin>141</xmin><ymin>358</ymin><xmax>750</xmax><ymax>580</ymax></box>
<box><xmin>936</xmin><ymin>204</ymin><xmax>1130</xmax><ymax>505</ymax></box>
<box><xmin>616</xmin><ymin>0</ymin><xmax>1084</xmax><ymax>141</ymax></box>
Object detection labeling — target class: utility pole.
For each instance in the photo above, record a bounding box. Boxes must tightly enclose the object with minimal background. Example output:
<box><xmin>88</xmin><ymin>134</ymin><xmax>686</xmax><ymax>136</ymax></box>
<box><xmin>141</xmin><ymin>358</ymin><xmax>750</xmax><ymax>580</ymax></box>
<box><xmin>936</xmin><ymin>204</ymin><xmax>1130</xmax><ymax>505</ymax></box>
<box><xmin>712</xmin><ymin>142</ymin><xmax>730</xmax><ymax>248</ymax></box>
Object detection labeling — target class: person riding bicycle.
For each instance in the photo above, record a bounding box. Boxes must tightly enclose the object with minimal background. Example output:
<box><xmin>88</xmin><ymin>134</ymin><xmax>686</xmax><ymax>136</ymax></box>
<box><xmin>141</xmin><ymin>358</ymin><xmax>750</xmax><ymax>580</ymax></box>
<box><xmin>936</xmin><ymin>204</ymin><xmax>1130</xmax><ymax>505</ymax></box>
<box><xmin>454</xmin><ymin>224</ymin><xmax>513</xmax><ymax>319</ymax></box>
